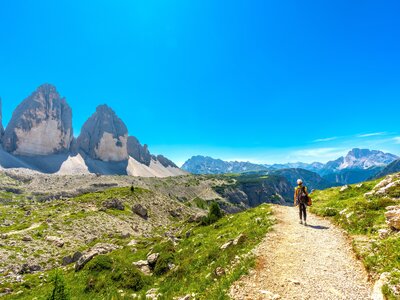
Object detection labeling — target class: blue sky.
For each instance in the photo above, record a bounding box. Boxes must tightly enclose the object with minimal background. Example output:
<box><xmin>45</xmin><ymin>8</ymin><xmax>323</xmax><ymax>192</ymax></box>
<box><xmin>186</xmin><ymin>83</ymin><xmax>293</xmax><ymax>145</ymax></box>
<box><xmin>1</xmin><ymin>0</ymin><xmax>400</xmax><ymax>166</ymax></box>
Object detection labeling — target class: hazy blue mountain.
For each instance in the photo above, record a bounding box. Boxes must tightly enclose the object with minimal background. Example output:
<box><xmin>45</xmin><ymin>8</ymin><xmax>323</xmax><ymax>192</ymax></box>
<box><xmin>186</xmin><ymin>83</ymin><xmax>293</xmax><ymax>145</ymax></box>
<box><xmin>182</xmin><ymin>148</ymin><xmax>398</xmax><ymax>185</ymax></box>
<box><xmin>181</xmin><ymin>155</ymin><xmax>269</xmax><ymax>174</ymax></box>
<box><xmin>270</xmin><ymin>168</ymin><xmax>336</xmax><ymax>191</ymax></box>
<box><xmin>372</xmin><ymin>159</ymin><xmax>400</xmax><ymax>179</ymax></box>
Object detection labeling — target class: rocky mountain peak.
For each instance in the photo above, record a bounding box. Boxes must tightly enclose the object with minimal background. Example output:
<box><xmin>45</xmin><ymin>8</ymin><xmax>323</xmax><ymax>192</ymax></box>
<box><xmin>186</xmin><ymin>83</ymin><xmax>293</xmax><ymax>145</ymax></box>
<box><xmin>127</xmin><ymin>136</ymin><xmax>152</xmax><ymax>166</ymax></box>
<box><xmin>0</xmin><ymin>97</ymin><xmax>4</xmax><ymax>141</ymax></box>
<box><xmin>2</xmin><ymin>83</ymin><xmax>73</xmax><ymax>155</ymax></box>
<box><xmin>77</xmin><ymin>104</ymin><xmax>129</xmax><ymax>162</ymax></box>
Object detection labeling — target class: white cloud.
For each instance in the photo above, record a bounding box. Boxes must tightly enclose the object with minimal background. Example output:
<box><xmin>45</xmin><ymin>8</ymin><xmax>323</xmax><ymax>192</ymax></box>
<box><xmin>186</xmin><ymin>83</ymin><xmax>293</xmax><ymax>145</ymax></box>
<box><xmin>393</xmin><ymin>137</ymin><xmax>400</xmax><ymax>144</ymax></box>
<box><xmin>357</xmin><ymin>132</ymin><xmax>387</xmax><ymax>138</ymax></box>
<box><xmin>313</xmin><ymin>137</ymin><xmax>338</xmax><ymax>143</ymax></box>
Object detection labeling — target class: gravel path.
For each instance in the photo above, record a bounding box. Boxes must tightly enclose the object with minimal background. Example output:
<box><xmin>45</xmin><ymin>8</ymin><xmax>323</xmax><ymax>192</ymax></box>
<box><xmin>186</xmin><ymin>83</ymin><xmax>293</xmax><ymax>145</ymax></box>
<box><xmin>230</xmin><ymin>205</ymin><xmax>372</xmax><ymax>300</ymax></box>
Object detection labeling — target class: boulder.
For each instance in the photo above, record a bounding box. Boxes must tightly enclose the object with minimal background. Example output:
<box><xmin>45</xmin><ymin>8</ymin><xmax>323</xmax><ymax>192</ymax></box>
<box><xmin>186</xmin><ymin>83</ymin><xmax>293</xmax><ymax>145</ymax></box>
<box><xmin>233</xmin><ymin>234</ymin><xmax>247</xmax><ymax>245</ymax></box>
<box><xmin>3</xmin><ymin>84</ymin><xmax>73</xmax><ymax>155</ymax></box>
<box><xmin>75</xmin><ymin>243</ymin><xmax>119</xmax><ymax>271</ymax></box>
<box><xmin>76</xmin><ymin>105</ymin><xmax>128</xmax><ymax>162</ymax></box>
<box><xmin>132</xmin><ymin>204</ymin><xmax>148</xmax><ymax>219</ymax></box>
<box><xmin>220</xmin><ymin>240</ymin><xmax>233</xmax><ymax>250</ymax></box>
<box><xmin>45</xmin><ymin>236</ymin><xmax>64</xmax><ymax>247</ymax></box>
<box><xmin>62</xmin><ymin>251</ymin><xmax>82</xmax><ymax>266</ymax></box>
<box><xmin>340</xmin><ymin>185</ymin><xmax>350</xmax><ymax>192</ymax></box>
<box><xmin>19</xmin><ymin>264</ymin><xmax>41</xmax><ymax>274</ymax></box>
<box><xmin>103</xmin><ymin>199</ymin><xmax>125</xmax><ymax>210</ymax></box>
<box><xmin>133</xmin><ymin>260</ymin><xmax>151</xmax><ymax>275</ymax></box>
<box><xmin>385</xmin><ymin>206</ymin><xmax>400</xmax><ymax>230</ymax></box>
<box><xmin>22</xmin><ymin>235</ymin><xmax>33</xmax><ymax>242</ymax></box>
<box><xmin>147</xmin><ymin>253</ymin><xmax>160</xmax><ymax>268</ymax></box>
<box><xmin>146</xmin><ymin>288</ymin><xmax>161</xmax><ymax>300</ymax></box>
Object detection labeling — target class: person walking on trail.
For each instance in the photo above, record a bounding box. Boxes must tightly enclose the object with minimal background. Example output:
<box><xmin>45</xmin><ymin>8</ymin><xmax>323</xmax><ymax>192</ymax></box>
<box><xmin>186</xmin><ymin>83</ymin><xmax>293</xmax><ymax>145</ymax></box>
<box><xmin>294</xmin><ymin>179</ymin><xmax>309</xmax><ymax>225</ymax></box>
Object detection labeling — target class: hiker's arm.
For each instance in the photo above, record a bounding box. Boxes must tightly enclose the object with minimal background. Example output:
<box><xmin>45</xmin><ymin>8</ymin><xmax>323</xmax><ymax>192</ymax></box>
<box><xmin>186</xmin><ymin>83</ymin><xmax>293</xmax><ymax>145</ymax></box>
<box><xmin>294</xmin><ymin>189</ymin><xmax>297</xmax><ymax>204</ymax></box>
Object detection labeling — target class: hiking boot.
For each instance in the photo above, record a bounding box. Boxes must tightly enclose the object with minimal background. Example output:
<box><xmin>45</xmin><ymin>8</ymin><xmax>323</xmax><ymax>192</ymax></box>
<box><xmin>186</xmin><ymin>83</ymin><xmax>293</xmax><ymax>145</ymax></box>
<box><xmin>299</xmin><ymin>220</ymin><xmax>303</xmax><ymax>225</ymax></box>
<box><xmin>304</xmin><ymin>221</ymin><xmax>308</xmax><ymax>226</ymax></box>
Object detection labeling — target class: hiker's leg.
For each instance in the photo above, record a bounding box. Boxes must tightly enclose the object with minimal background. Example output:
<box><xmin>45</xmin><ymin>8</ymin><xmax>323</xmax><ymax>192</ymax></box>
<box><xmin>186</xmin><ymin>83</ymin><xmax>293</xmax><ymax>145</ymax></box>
<box><xmin>303</xmin><ymin>204</ymin><xmax>307</xmax><ymax>221</ymax></box>
<box><xmin>299</xmin><ymin>204</ymin><xmax>302</xmax><ymax>220</ymax></box>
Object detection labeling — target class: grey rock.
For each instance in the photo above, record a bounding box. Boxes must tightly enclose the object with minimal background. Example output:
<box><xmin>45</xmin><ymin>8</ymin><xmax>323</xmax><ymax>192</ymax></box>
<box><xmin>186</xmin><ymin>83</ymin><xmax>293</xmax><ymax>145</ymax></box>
<box><xmin>19</xmin><ymin>264</ymin><xmax>41</xmax><ymax>274</ymax></box>
<box><xmin>62</xmin><ymin>251</ymin><xmax>82</xmax><ymax>266</ymax></box>
<box><xmin>178</xmin><ymin>295</ymin><xmax>191</xmax><ymax>300</ymax></box>
<box><xmin>233</xmin><ymin>234</ymin><xmax>247</xmax><ymax>245</ymax></box>
<box><xmin>45</xmin><ymin>236</ymin><xmax>64</xmax><ymax>247</ymax></box>
<box><xmin>133</xmin><ymin>260</ymin><xmax>151</xmax><ymax>275</ymax></box>
<box><xmin>75</xmin><ymin>243</ymin><xmax>119</xmax><ymax>271</ymax></box>
<box><xmin>22</xmin><ymin>235</ymin><xmax>33</xmax><ymax>242</ymax></box>
<box><xmin>3</xmin><ymin>84</ymin><xmax>73</xmax><ymax>155</ymax></box>
<box><xmin>147</xmin><ymin>253</ymin><xmax>159</xmax><ymax>267</ymax></box>
<box><xmin>76</xmin><ymin>104</ymin><xmax>128</xmax><ymax>162</ymax></box>
<box><xmin>220</xmin><ymin>240</ymin><xmax>233</xmax><ymax>250</ymax></box>
<box><xmin>103</xmin><ymin>199</ymin><xmax>125</xmax><ymax>210</ymax></box>
<box><xmin>132</xmin><ymin>204</ymin><xmax>148</xmax><ymax>219</ymax></box>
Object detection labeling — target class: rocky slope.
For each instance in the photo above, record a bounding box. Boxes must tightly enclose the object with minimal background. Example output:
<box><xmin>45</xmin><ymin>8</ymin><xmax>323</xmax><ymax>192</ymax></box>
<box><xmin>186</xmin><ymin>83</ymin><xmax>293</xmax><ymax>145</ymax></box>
<box><xmin>3</xmin><ymin>84</ymin><xmax>73</xmax><ymax>156</ymax></box>
<box><xmin>373</xmin><ymin>159</ymin><xmax>400</xmax><ymax>179</ymax></box>
<box><xmin>270</xmin><ymin>168</ymin><xmax>335</xmax><ymax>191</ymax></box>
<box><xmin>0</xmin><ymin>84</ymin><xmax>184</xmax><ymax>177</ymax></box>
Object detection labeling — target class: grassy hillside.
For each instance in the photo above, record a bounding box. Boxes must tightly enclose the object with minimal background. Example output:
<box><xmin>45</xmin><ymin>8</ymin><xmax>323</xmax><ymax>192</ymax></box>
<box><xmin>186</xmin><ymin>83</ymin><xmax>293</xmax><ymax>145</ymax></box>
<box><xmin>310</xmin><ymin>175</ymin><xmax>400</xmax><ymax>299</ymax></box>
<box><xmin>0</xmin><ymin>182</ymin><xmax>274</xmax><ymax>299</ymax></box>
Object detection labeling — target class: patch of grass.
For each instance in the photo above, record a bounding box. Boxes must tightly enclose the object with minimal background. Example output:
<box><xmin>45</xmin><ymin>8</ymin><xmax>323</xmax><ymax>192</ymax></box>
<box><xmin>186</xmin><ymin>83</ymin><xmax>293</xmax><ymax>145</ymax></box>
<box><xmin>311</xmin><ymin>178</ymin><xmax>400</xmax><ymax>298</ymax></box>
<box><xmin>4</xmin><ymin>203</ymin><xmax>273</xmax><ymax>299</ymax></box>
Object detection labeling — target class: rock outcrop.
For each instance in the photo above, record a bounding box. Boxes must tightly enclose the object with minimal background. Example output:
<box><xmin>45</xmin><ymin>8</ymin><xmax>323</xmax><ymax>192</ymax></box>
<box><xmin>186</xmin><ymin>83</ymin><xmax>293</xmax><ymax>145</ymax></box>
<box><xmin>154</xmin><ymin>155</ymin><xmax>178</xmax><ymax>168</ymax></box>
<box><xmin>77</xmin><ymin>105</ymin><xmax>128</xmax><ymax>162</ymax></box>
<box><xmin>3</xmin><ymin>84</ymin><xmax>73</xmax><ymax>155</ymax></box>
<box><xmin>127</xmin><ymin>136</ymin><xmax>151</xmax><ymax>166</ymax></box>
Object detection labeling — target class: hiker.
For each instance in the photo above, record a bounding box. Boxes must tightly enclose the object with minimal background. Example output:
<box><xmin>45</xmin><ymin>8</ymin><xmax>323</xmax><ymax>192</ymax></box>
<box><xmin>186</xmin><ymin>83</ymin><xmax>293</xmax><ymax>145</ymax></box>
<box><xmin>294</xmin><ymin>179</ymin><xmax>309</xmax><ymax>225</ymax></box>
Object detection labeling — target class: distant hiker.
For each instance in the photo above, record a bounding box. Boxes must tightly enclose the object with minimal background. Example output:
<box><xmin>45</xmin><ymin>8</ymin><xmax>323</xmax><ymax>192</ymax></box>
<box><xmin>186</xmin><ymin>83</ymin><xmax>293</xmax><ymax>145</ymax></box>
<box><xmin>294</xmin><ymin>179</ymin><xmax>309</xmax><ymax>225</ymax></box>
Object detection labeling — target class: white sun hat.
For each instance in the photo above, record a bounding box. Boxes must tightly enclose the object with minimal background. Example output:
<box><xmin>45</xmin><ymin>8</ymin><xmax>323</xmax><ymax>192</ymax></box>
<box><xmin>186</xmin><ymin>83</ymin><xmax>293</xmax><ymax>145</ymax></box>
<box><xmin>297</xmin><ymin>179</ymin><xmax>303</xmax><ymax>185</ymax></box>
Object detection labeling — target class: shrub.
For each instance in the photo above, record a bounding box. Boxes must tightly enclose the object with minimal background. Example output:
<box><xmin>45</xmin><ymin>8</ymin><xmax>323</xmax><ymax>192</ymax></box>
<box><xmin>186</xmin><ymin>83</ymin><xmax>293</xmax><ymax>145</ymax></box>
<box><xmin>87</xmin><ymin>255</ymin><xmax>113</xmax><ymax>272</ymax></box>
<box><xmin>47</xmin><ymin>273</ymin><xmax>69</xmax><ymax>300</ymax></box>
<box><xmin>201</xmin><ymin>202</ymin><xmax>223</xmax><ymax>225</ymax></box>
<box><xmin>154</xmin><ymin>253</ymin><xmax>174</xmax><ymax>276</ymax></box>
<box><xmin>120</xmin><ymin>268</ymin><xmax>145</xmax><ymax>291</ymax></box>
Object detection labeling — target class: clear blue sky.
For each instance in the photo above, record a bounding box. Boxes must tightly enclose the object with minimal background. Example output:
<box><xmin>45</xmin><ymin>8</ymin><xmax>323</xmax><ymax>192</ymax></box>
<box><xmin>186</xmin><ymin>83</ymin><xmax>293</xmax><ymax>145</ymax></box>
<box><xmin>1</xmin><ymin>0</ymin><xmax>400</xmax><ymax>166</ymax></box>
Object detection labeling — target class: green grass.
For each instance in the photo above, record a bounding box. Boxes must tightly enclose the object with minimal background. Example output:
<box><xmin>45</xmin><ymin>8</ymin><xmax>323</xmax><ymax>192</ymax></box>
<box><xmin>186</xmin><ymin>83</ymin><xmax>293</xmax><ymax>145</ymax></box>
<box><xmin>310</xmin><ymin>178</ymin><xmax>400</xmax><ymax>298</ymax></box>
<box><xmin>2</xmin><ymin>204</ymin><xmax>274</xmax><ymax>300</ymax></box>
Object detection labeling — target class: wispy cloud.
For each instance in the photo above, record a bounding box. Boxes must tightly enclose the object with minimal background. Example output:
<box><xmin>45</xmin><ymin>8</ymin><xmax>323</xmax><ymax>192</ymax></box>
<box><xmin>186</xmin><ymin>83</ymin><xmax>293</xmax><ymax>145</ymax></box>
<box><xmin>393</xmin><ymin>137</ymin><xmax>400</xmax><ymax>144</ymax></box>
<box><xmin>357</xmin><ymin>132</ymin><xmax>388</xmax><ymax>138</ymax></box>
<box><xmin>288</xmin><ymin>147</ymin><xmax>347</xmax><ymax>162</ymax></box>
<box><xmin>313</xmin><ymin>137</ymin><xmax>338</xmax><ymax>143</ymax></box>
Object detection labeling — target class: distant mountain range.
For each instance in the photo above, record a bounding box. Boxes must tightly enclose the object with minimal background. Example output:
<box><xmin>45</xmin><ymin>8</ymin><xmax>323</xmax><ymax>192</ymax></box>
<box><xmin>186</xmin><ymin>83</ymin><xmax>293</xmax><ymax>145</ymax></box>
<box><xmin>182</xmin><ymin>149</ymin><xmax>399</xmax><ymax>185</ymax></box>
<box><xmin>0</xmin><ymin>84</ymin><xmax>186</xmax><ymax>177</ymax></box>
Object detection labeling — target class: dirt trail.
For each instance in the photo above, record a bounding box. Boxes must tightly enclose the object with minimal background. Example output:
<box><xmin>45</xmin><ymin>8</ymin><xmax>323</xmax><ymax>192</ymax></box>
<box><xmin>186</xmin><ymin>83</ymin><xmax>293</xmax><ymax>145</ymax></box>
<box><xmin>230</xmin><ymin>205</ymin><xmax>372</xmax><ymax>300</ymax></box>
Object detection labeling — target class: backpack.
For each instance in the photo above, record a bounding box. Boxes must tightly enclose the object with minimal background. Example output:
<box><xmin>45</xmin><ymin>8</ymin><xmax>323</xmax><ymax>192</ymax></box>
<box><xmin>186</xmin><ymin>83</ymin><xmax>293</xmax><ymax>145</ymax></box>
<box><xmin>297</xmin><ymin>186</ymin><xmax>308</xmax><ymax>205</ymax></box>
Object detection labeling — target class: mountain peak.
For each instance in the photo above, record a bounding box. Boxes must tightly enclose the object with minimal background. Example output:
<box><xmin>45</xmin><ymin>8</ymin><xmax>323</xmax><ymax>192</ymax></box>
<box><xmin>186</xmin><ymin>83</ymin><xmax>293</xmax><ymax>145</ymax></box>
<box><xmin>3</xmin><ymin>84</ymin><xmax>73</xmax><ymax>155</ymax></box>
<box><xmin>77</xmin><ymin>105</ymin><xmax>128</xmax><ymax>162</ymax></box>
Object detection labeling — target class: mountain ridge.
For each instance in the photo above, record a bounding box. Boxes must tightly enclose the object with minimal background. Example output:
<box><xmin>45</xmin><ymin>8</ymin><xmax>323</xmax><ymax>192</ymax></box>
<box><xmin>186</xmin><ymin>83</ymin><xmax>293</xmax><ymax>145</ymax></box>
<box><xmin>182</xmin><ymin>149</ymin><xmax>399</xmax><ymax>185</ymax></box>
<box><xmin>0</xmin><ymin>84</ymin><xmax>184</xmax><ymax>177</ymax></box>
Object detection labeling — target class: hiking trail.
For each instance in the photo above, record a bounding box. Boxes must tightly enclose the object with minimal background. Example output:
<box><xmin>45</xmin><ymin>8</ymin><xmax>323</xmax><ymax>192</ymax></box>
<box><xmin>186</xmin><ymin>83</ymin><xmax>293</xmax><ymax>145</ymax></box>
<box><xmin>230</xmin><ymin>205</ymin><xmax>372</xmax><ymax>300</ymax></box>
